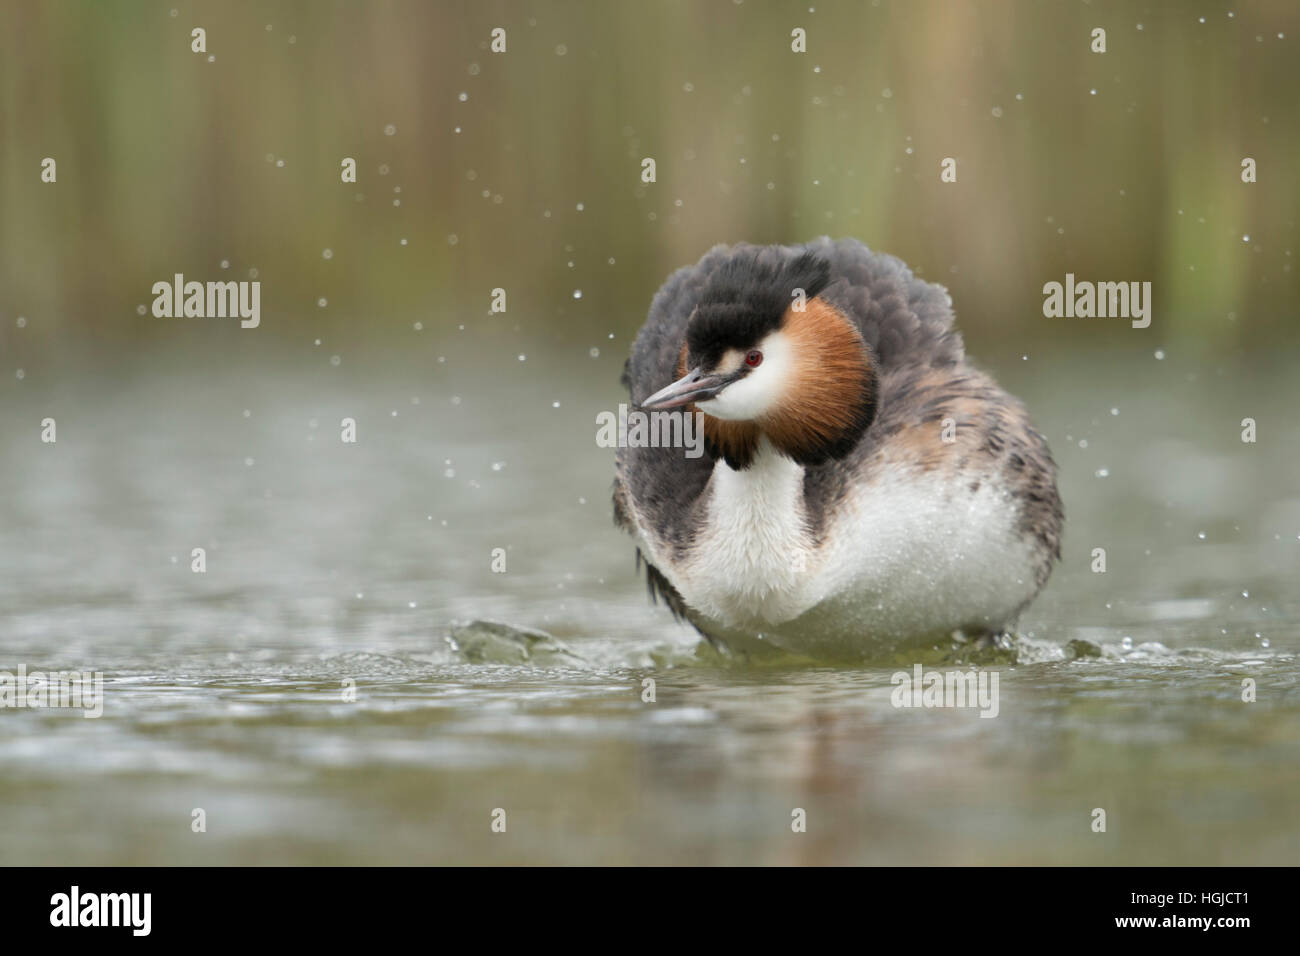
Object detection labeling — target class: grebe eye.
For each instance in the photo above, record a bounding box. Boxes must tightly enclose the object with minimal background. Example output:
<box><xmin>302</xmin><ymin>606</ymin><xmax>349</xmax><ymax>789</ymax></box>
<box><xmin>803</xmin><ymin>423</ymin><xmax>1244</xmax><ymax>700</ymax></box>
<box><xmin>745</xmin><ymin>350</ymin><xmax>763</xmax><ymax>368</ymax></box>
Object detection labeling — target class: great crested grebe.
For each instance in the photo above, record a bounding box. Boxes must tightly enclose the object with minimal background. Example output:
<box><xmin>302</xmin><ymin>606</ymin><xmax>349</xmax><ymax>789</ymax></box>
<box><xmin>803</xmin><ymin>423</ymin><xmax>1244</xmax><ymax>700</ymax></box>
<box><xmin>613</xmin><ymin>238</ymin><xmax>1063</xmax><ymax>658</ymax></box>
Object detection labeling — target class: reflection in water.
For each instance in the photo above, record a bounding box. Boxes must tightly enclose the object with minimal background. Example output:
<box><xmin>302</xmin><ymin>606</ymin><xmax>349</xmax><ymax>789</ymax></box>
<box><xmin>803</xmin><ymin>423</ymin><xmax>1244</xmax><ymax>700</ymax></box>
<box><xmin>0</xmin><ymin>344</ymin><xmax>1297</xmax><ymax>863</ymax></box>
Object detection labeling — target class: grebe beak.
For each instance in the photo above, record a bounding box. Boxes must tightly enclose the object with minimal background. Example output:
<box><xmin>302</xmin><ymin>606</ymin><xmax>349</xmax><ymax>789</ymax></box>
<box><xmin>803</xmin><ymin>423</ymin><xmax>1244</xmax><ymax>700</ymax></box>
<box><xmin>639</xmin><ymin>366</ymin><xmax>728</xmax><ymax>410</ymax></box>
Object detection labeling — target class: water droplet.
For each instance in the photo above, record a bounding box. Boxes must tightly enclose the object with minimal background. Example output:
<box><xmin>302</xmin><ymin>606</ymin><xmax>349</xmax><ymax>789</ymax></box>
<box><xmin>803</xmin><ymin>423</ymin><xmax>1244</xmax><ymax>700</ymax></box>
<box><xmin>384</xmin><ymin>124</ymin><xmax>396</xmax><ymax>136</ymax></box>
<box><xmin>322</xmin><ymin>248</ymin><xmax>333</xmax><ymax>259</ymax></box>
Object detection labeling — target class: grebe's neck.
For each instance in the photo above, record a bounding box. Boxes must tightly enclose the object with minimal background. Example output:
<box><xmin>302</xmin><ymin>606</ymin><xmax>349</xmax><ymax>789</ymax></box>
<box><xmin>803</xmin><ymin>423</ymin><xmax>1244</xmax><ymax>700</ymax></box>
<box><xmin>685</xmin><ymin>436</ymin><xmax>815</xmax><ymax>625</ymax></box>
<box><xmin>710</xmin><ymin>435</ymin><xmax>806</xmax><ymax>527</ymax></box>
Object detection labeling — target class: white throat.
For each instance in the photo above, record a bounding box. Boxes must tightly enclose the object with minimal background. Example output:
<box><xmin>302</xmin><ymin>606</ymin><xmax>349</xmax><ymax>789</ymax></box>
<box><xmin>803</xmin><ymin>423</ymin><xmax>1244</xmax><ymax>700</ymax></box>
<box><xmin>679</xmin><ymin>435</ymin><xmax>816</xmax><ymax>626</ymax></box>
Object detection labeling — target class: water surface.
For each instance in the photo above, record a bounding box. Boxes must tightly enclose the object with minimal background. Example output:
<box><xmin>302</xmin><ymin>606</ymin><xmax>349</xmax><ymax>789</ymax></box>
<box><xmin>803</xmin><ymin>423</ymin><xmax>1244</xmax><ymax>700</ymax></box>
<box><xmin>1</xmin><ymin>343</ymin><xmax>1297</xmax><ymax>864</ymax></box>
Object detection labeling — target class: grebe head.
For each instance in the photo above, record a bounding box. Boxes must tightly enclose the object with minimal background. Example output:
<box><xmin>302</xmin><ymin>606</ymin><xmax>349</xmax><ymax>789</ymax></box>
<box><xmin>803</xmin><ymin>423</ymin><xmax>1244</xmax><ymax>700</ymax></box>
<box><xmin>639</xmin><ymin>250</ymin><xmax>876</xmax><ymax>469</ymax></box>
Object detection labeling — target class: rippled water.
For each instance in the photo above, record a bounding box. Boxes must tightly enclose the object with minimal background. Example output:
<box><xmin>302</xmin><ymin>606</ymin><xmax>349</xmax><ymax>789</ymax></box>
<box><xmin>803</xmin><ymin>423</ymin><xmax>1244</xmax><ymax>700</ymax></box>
<box><xmin>1</xmin><ymin>343</ymin><xmax>1297</xmax><ymax>864</ymax></box>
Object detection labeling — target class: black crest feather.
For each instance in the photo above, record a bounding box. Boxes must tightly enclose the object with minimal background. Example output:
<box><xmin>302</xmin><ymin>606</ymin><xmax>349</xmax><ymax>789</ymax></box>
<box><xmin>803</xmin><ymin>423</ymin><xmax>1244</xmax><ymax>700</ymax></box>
<box><xmin>684</xmin><ymin>250</ymin><xmax>831</xmax><ymax>368</ymax></box>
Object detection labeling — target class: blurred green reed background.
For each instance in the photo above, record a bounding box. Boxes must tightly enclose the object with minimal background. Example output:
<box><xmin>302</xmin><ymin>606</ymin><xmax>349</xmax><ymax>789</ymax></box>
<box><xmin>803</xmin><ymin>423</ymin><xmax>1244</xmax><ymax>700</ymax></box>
<box><xmin>1</xmin><ymin>0</ymin><xmax>1297</xmax><ymax>363</ymax></box>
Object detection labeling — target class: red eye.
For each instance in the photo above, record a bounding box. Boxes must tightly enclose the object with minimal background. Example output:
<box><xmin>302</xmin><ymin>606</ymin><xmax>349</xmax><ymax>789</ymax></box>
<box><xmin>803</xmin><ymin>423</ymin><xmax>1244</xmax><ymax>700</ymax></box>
<box><xmin>745</xmin><ymin>350</ymin><xmax>763</xmax><ymax>368</ymax></box>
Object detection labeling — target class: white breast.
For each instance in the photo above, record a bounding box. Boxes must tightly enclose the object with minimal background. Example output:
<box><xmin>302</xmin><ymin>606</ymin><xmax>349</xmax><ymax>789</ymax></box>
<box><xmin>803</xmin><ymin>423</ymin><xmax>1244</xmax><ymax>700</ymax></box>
<box><xmin>677</xmin><ymin>436</ymin><xmax>813</xmax><ymax>624</ymax></box>
<box><xmin>639</xmin><ymin>440</ymin><xmax>1041</xmax><ymax>653</ymax></box>
<box><xmin>809</xmin><ymin>459</ymin><xmax>1041</xmax><ymax>644</ymax></box>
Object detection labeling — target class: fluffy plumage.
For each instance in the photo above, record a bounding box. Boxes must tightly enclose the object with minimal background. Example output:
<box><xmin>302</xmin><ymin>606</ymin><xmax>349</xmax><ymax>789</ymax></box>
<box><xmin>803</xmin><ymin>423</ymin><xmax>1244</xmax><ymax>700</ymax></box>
<box><xmin>614</xmin><ymin>237</ymin><xmax>1063</xmax><ymax>657</ymax></box>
